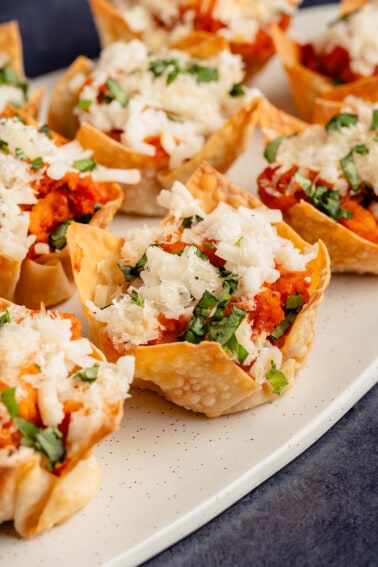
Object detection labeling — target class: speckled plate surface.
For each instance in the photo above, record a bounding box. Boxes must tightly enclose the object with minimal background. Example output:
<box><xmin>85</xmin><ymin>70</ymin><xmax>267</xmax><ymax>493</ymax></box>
<box><xmin>1</xmin><ymin>5</ymin><xmax>377</xmax><ymax>567</ymax></box>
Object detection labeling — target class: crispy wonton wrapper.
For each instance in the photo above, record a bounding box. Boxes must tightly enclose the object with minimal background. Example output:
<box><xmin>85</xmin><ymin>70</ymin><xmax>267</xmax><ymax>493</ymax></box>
<box><xmin>48</xmin><ymin>48</ymin><xmax>259</xmax><ymax>216</ymax></box>
<box><xmin>258</xmin><ymin>97</ymin><xmax>378</xmax><ymax>274</ymax></box>
<box><xmin>0</xmin><ymin>106</ymin><xmax>123</xmax><ymax>309</ymax></box>
<box><xmin>66</xmin><ymin>163</ymin><xmax>330</xmax><ymax>417</ymax></box>
<box><xmin>271</xmin><ymin>0</ymin><xmax>377</xmax><ymax>122</ymax></box>
<box><xmin>0</xmin><ymin>299</ymin><xmax>126</xmax><ymax>537</ymax></box>
<box><xmin>88</xmin><ymin>0</ymin><xmax>292</xmax><ymax>82</ymax></box>
<box><xmin>0</xmin><ymin>21</ymin><xmax>44</xmax><ymax>118</ymax></box>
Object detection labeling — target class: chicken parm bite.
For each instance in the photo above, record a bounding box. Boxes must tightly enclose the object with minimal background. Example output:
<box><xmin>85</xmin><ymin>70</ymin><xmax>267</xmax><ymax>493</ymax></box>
<box><xmin>257</xmin><ymin>96</ymin><xmax>378</xmax><ymax>273</ymax></box>
<box><xmin>67</xmin><ymin>163</ymin><xmax>330</xmax><ymax>417</ymax></box>
<box><xmin>0</xmin><ymin>108</ymin><xmax>140</xmax><ymax>308</ymax></box>
<box><xmin>0</xmin><ymin>300</ymin><xmax>134</xmax><ymax>537</ymax></box>
<box><xmin>48</xmin><ymin>38</ymin><xmax>259</xmax><ymax>215</ymax></box>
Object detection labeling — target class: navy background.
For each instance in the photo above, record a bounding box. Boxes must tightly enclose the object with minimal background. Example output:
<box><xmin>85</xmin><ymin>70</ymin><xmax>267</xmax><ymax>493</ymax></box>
<box><xmin>0</xmin><ymin>1</ymin><xmax>377</xmax><ymax>566</ymax></box>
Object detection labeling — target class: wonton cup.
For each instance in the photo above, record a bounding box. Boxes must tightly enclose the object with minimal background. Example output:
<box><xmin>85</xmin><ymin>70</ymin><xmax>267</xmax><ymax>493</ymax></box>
<box><xmin>0</xmin><ymin>21</ymin><xmax>44</xmax><ymax>118</ymax></box>
<box><xmin>0</xmin><ymin>299</ymin><xmax>129</xmax><ymax>537</ymax></box>
<box><xmin>271</xmin><ymin>0</ymin><xmax>377</xmax><ymax>122</ymax></box>
<box><xmin>88</xmin><ymin>0</ymin><xmax>294</xmax><ymax>82</ymax></box>
<box><xmin>48</xmin><ymin>43</ymin><xmax>259</xmax><ymax>216</ymax></box>
<box><xmin>258</xmin><ymin>97</ymin><xmax>378</xmax><ymax>274</ymax></box>
<box><xmin>67</xmin><ymin>162</ymin><xmax>330</xmax><ymax>417</ymax></box>
<box><xmin>0</xmin><ymin>106</ymin><xmax>123</xmax><ymax>309</ymax></box>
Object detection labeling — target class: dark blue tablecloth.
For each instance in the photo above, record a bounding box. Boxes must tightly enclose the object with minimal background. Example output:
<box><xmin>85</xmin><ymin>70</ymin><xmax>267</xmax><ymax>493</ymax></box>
<box><xmin>0</xmin><ymin>2</ymin><xmax>376</xmax><ymax>566</ymax></box>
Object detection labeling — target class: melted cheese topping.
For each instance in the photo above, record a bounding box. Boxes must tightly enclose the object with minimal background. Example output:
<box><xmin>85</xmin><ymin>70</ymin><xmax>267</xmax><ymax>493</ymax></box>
<box><xmin>88</xmin><ymin>181</ymin><xmax>317</xmax><ymax>385</ymax></box>
<box><xmin>0</xmin><ymin>304</ymin><xmax>134</xmax><ymax>459</ymax></box>
<box><xmin>72</xmin><ymin>40</ymin><xmax>259</xmax><ymax>169</ymax></box>
<box><xmin>313</xmin><ymin>0</ymin><xmax>378</xmax><ymax>77</ymax></box>
<box><xmin>271</xmin><ymin>97</ymin><xmax>378</xmax><ymax>196</ymax></box>
<box><xmin>111</xmin><ymin>0</ymin><xmax>300</xmax><ymax>47</ymax></box>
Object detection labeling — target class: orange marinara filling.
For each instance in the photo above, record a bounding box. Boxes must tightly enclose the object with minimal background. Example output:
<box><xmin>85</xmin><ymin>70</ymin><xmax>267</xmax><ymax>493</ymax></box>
<box><xmin>257</xmin><ymin>165</ymin><xmax>378</xmax><ymax>244</ymax></box>
<box><xmin>300</xmin><ymin>42</ymin><xmax>378</xmax><ymax>84</ymax></box>
<box><xmin>0</xmin><ymin>312</ymin><xmax>101</xmax><ymax>475</ymax></box>
<box><xmin>24</xmin><ymin>170</ymin><xmax>113</xmax><ymax>258</ymax></box>
<box><xmin>141</xmin><ymin>228</ymin><xmax>312</xmax><ymax>364</ymax></box>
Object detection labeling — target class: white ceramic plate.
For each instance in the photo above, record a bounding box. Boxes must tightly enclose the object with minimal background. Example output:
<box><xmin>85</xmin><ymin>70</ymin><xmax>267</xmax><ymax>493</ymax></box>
<box><xmin>1</xmin><ymin>4</ymin><xmax>377</xmax><ymax>566</ymax></box>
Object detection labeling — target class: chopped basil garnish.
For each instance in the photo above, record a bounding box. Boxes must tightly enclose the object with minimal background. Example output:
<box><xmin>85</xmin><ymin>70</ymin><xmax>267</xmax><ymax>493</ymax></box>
<box><xmin>340</xmin><ymin>144</ymin><xmax>368</xmax><ymax>192</ymax></box>
<box><xmin>15</xmin><ymin>147</ymin><xmax>27</xmax><ymax>160</ymax></box>
<box><xmin>270</xmin><ymin>293</ymin><xmax>304</xmax><ymax>342</ymax></box>
<box><xmin>0</xmin><ymin>309</ymin><xmax>11</xmax><ymax>328</ymax></box>
<box><xmin>229</xmin><ymin>83</ymin><xmax>246</xmax><ymax>97</ymax></box>
<box><xmin>149</xmin><ymin>59</ymin><xmax>218</xmax><ymax>84</ymax></box>
<box><xmin>188</xmin><ymin>63</ymin><xmax>218</xmax><ymax>83</ymax></box>
<box><xmin>264</xmin><ymin>135</ymin><xmax>287</xmax><ymax>163</ymax></box>
<box><xmin>294</xmin><ymin>171</ymin><xmax>352</xmax><ymax>221</ymax></box>
<box><xmin>15</xmin><ymin>417</ymin><xmax>65</xmax><ymax>467</ymax></box>
<box><xmin>2</xmin><ymin>385</ymin><xmax>65</xmax><ymax>467</ymax></box>
<box><xmin>181</xmin><ymin>215</ymin><xmax>203</xmax><ymax>228</ymax></box>
<box><xmin>371</xmin><ymin>109</ymin><xmax>378</xmax><ymax>130</ymax></box>
<box><xmin>1</xmin><ymin>387</ymin><xmax>19</xmax><ymax>419</ymax></box>
<box><xmin>49</xmin><ymin>220</ymin><xmax>73</xmax><ymax>250</ymax></box>
<box><xmin>71</xmin><ymin>363</ymin><xmax>100</xmax><ymax>383</ymax></box>
<box><xmin>77</xmin><ymin>99</ymin><xmax>92</xmax><ymax>110</ymax></box>
<box><xmin>0</xmin><ymin>66</ymin><xmax>28</xmax><ymax>100</ymax></box>
<box><xmin>266</xmin><ymin>361</ymin><xmax>288</xmax><ymax>395</ymax></box>
<box><xmin>235</xmin><ymin>237</ymin><xmax>243</xmax><ymax>247</ymax></box>
<box><xmin>72</xmin><ymin>158</ymin><xmax>97</xmax><ymax>172</ymax></box>
<box><xmin>119</xmin><ymin>251</ymin><xmax>149</xmax><ymax>282</ymax></box>
<box><xmin>104</xmin><ymin>78</ymin><xmax>128</xmax><ymax>107</ymax></box>
<box><xmin>208</xmin><ymin>306</ymin><xmax>247</xmax><ymax>347</ymax></box>
<box><xmin>166</xmin><ymin>112</ymin><xmax>183</xmax><ymax>123</ymax></box>
<box><xmin>325</xmin><ymin>112</ymin><xmax>358</xmax><ymax>132</ymax></box>
<box><xmin>39</xmin><ymin>124</ymin><xmax>51</xmax><ymax>138</ymax></box>
<box><xmin>49</xmin><ymin>208</ymin><xmax>100</xmax><ymax>251</ymax></box>
<box><xmin>31</xmin><ymin>156</ymin><xmax>44</xmax><ymax>170</ymax></box>
<box><xmin>0</xmin><ymin>139</ymin><xmax>9</xmax><ymax>153</ymax></box>
<box><xmin>130</xmin><ymin>290</ymin><xmax>144</xmax><ymax>307</ymax></box>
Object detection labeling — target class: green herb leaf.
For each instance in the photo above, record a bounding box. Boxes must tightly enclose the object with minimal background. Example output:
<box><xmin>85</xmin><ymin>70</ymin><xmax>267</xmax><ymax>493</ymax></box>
<box><xmin>39</xmin><ymin>124</ymin><xmax>51</xmax><ymax>138</ymax></box>
<box><xmin>229</xmin><ymin>83</ymin><xmax>246</xmax><ymax>97</ymax></box>
<box><xmin>77</xmin><ymin>99</ymin><xmax>92</xmax><ymax>110</ymax></box>
<box><xmin>71</xmin><ymin>363</ymin><xmax>100</xmax><ymax>383</ymax></box>
<box><xmin>49</xmin><ymin>220</ymin><xmax>72</xmax><ymax>250</ymax></box>
<box><xmin>15</xmin><ymin>147</ymin><xmax>27</xmax><ymax>160</ymax></box>
<box><xmin>294</xmin><ymin>171</ymin><xmax>352</xmax><ymax>220</ymax></box>
<box><xmin>31</xmin><ymin>156</ymin><xmax>44</xmax><ymax>170</ymax></box>
<box><xmin>325</xmin><ymin>112</ymin><xmax>358</xmax><ymax>132</ymax></box>
<box><xmin>35</xmin><ymin>427</ymin><xmax>65</xmax><ymax>465</ymax></box>
<box><xmin>371</xmin><ymin>109</ymin><xmax>378</xmax><ymax>130</ymax></box>
<box><xmin>339</xmin><ymin>144</ymin><xmax>368</xmax><ymax>192</ymax></box>
<box><xmin>285</xmin><ymin>293</ymin><xmax>304</xmax><ymax>310</ymax></box>
<box><xmin>119</xmin><ymin>251</ymin><xmax>148</xmax><ymax>282</ymax></box>
<box><xmin>188</xmin><ymin>63</ymin><xmax>218</xmax><ymax>83</ymax></box>
<box><xmin>130</xmin><ymin>290</ymin><xmax>144</xmax><ymax>307</ymax></box>
<box><xmin>264</xmin><ymin>135</ymin><xmax>287</xmax><ymax>163</ymax></box>
<box><xmin>166</xmin><ymin>112</ymin><xmax>183</xmax><ymax>123</ymax></box>
<box><xmin>266</xmin><ymin>361</ymin><xmax>288</xmax><ymax>395</ymax></box>
<box><xmin>181</xmin><ymin>215</ymin><xmax>204</xmax><ymax>228</ymax></box>
<box><xmin>1</xmin><ymin>387</ymin><xmax>19</xmax><ymax>419</ymax></box>
<box><xmin>208</xmin><ymin>306</ymin><xmax>247</xmax><ymax>346</ymax></box>
<box><xmin>104</xmin><ymin>79</ymin><xmax>128</xmax><ymax>107</ymax></box>
<box><xmin>72</xmin><ymin>158</ymin><xmax>97</xmax><ymax>172</ymax></box>
<box><xmin>270</xmin><ymin>293</ymin><xmax>304</xmax><ymax>342</ymax></box>
<box><xmin>0</xmin><ymin>309</ymin><xmax>11</xmax><ymax>328</ymax></box>
<box><xmin>0</xmin><ymin>139</ymin><xmax>9</xmax><ymax>153</ymax></box>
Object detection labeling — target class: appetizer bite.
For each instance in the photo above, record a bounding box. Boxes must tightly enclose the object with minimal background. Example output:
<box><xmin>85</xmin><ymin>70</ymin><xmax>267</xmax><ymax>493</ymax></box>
<box><xmin>67</xmin><ymin>163</ymin><xmax>330</xmax><ymax>417</ymax></box>
<box><xmin>0</xmin><ymin>21</ymin><xmax>44</xmax><ymax>118</ymax></box>
<box><xmin>257</xmin><ymin>97</ymin><xmax>378</xmax><ymax>274</ymax></box>
<box><xmin>88</xmin><ymin>0</ymin><xmax>302</xmax><ymax>81</ymax></box>
<box><xmin>0</xmin><ymin>299</ymin><xmax>134</xmax><ymax>537</ymax></box>
<box><xmin>0</xmin><ymin>107</ymin><xmax>139</xmax><ymax>308</ymax></box>
<box><xmin>48</xmin><ymin>38</ymin><xmax>259</xmax><ymax>215</ymax></box>
<box><xmin>271</xmin><ymin>0</ymin><xmax>378</xmax><ymax>121</ymax></box>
